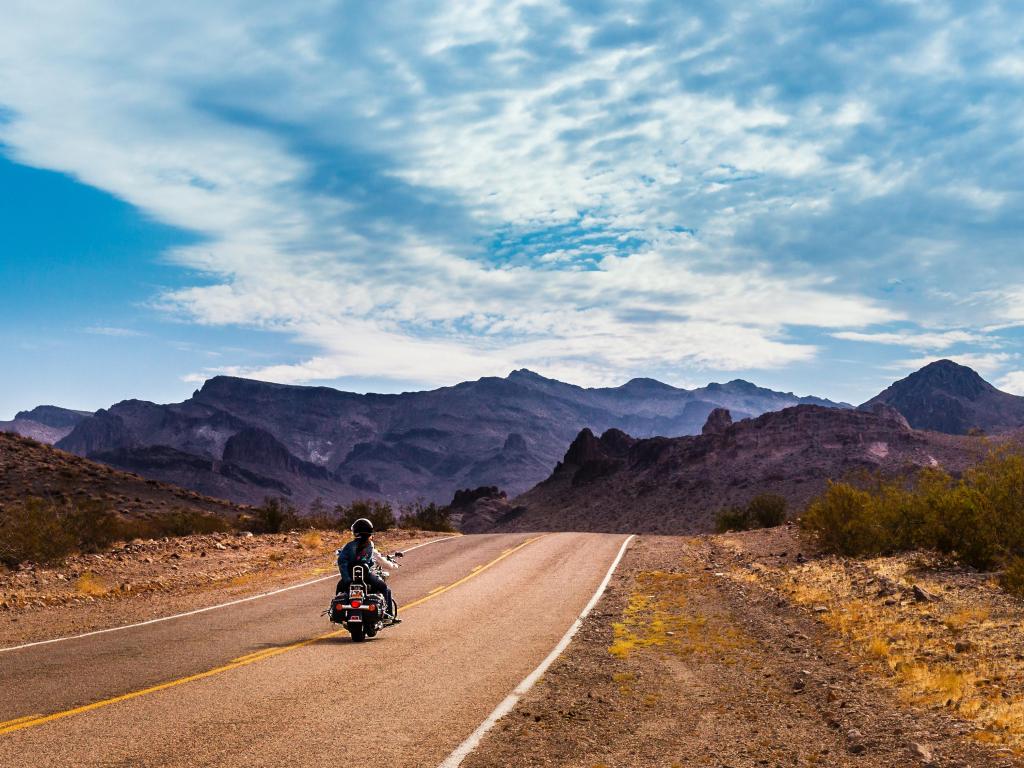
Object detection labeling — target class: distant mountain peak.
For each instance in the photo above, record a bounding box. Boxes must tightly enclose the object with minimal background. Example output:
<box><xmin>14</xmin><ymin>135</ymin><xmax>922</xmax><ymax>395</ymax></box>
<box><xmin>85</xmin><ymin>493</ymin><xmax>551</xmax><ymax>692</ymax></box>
<box><xmin>506</xmin><ymin>368</ymin><xmax>551</xmax><ymax>382</ymax></box>
<box><xmin>862</xmin><ymin>359</ymin><xmax>1023</xmax><ymax>435</ymax></box>
<box><xmin>13</xmin><ymin>405</ymin><xmax>92</xmax><ymax>428</ymax></box>
<box><xmin>723</xmin><ymin>378</ymin><xmax>764</xmax><ymax>393</ymax></box>
<box><xmin>908</xmin><ymin>359</ymin><xmax>994</xmax><ymax>397</ymax></box>
<box><xmin>618</xmin><ymin>377</ymin><xmax>679</xmax><ymax>393</ymax></box>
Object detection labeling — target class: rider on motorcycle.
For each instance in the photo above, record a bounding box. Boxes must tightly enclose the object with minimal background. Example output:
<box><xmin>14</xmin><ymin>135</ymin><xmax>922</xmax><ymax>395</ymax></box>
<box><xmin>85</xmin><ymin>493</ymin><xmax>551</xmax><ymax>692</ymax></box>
<box><xmin>336</xmin><ymin>518</ymin><xmax>400</xmax><ymax>623</ymax></box>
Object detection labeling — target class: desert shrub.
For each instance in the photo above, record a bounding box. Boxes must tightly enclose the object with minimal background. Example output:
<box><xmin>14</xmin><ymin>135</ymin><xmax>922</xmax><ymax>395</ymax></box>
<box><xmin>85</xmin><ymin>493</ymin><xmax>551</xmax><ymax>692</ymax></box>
<box><xmin>0</xmin><ymin>497</ymin><xmax>76</xmax><ymax>566</ymax></box>
<box><xmin>1001</xmin><ymin>557</ymin><xmax>1024</xmax><ymax>599</ymax></box>
<box><xmin>66</xmin><ymin>499</ymin><xmax>122</xmax><ymax>553</ymax></box>
<box><xmin>247</xmin><ymin>497</ymin><xmax>300</xmax><ymax>534</ymax></box>
<box><xmin>334</xmin><ymin>499</ymin><xmax>396</xmax><ymax>532</ymax></box>
<box><xmin>802</xmin><ymin>481</ymin><xmax>891</xmax><ymax>557</ymax></box>
<box><xmin>747</xmin><ymin>493</ymin><xmax>788</xmax><ymax>528</ymax></box>
<box><xmin>304</xmin><ymin>497</ymin><xmax>338</xmax><ymax>529</ymax></box>
<box><xmin>400</xmin><ymin>501</ymin><xmax>456</xmax><ymax>532</ymax></box>
<box><xmin>715</xmin><ymin>494</ymin><xmax>789</xmax><ymax>533</ymax></box>
<box><xmin>802</xmin><ymin>448</ymin><xmax>1024</xmax><ymax>573</ymax></box>
<box><xmin>117</xmin><ymin>509</ymin><xmax>231</xmax><ymax>540</ymax></box>
<box><xmin>155</xmin><ymin>509</ymin><xmax>231</xmax><ymax>537</ymax></box>
<box><xmin>715</xmin><ymin>506</ymin><xmax>751</xmax><ymax>533</ymax></box>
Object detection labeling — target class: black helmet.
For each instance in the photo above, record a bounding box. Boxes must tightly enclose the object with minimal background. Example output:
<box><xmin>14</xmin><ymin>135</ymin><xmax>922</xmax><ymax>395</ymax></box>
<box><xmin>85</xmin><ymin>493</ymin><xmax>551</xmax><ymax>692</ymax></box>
<box><xmin>351</xmin><ymin>517</ymin><xmax>374</xmax><ymax>536</ymax></box>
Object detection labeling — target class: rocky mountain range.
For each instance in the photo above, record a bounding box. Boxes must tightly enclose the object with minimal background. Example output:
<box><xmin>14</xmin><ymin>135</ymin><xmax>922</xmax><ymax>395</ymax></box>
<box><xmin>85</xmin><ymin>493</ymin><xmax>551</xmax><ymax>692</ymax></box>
<box><xmin>7</xmin><ymin>359</ymin><xmax>1022</xmax><ymax>516</ymax></box>
<box><xmin>0</xmin><ymin>405</ymin><xmax>93</xmax><ymax>444</ymax></box>
<box><xmin>37</xmin><ymin>370</ymin><xmax>844</xmax><ymax>508</ymax></box>
<box><xmin>862</xmin><ymin>359</ymin><xmax>1024</xmax><ymax>435</ymax></box>
<box><xmin>488</xmin><ymin>404</ymin><xmax>990</xmax><ymax>535</ymax></box>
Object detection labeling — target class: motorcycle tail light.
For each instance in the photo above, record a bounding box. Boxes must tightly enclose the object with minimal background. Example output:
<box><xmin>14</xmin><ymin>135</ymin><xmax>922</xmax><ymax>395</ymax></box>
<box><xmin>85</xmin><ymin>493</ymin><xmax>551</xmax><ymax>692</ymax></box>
<box><xmin>333</xmin><ymin>602</ymin><xmax>344</xmax><ymax>611</ymax></box>
<box><xmin>350</xmin><ymin>600</ymin><xmax>361</xmax><ymax>608</ymax></box>
<box><xmin>368</xmin><ymin>604</ymin><xmax>376</xmax><ymax>612</ymax></box>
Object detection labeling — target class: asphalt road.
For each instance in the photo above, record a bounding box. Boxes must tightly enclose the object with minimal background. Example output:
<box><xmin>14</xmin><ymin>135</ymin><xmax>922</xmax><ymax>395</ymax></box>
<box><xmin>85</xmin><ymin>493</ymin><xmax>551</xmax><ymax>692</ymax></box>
<box><xmin>0</xmin><ymin>532</ymin><xmax>629</xmax><ymax>767</ymax></box>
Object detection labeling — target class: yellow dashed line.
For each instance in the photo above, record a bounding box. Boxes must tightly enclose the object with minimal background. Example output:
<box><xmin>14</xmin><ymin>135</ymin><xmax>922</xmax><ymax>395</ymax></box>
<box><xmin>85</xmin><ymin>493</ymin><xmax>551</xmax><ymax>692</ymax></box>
<box><xmin>0</xmin><ymin>714</ymin><xmax>41</xmax><ymax>729</ymax></box>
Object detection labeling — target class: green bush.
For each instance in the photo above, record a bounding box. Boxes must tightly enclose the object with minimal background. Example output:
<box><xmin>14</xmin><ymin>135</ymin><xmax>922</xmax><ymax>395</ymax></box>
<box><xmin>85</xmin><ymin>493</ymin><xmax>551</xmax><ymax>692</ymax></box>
<box><xmin>334</xmin><ymin>499</ymin><xmax>396</xmax><ymax>532</ymax></box>
<box><xmin>715</xmin><ymin>493</ymin><xmax>789</xmax><ymax>533</ymax></box>
<box><xmin>1001</xmin><ymin>556</ymin><xmax>1024</xmax><ymax>599</ymax></box>
<box><xmin>400</xmin><ymin>501</ymin><xmax>456</xmax><ymax>532</ymax></box>
<box><xmin>155</xmin><ymin>509</ymin><xmax>231</xmax><ymax>537</ymax></box>
<box><xmin>0</xmin><ymin>497</ymin><xmax>76</xmax><ymax>567</ymax></box>
<box><xmin>715</xmin><ymin>506</ymin><xmax>751</xmax><ymax>533</ymax></box>
<box><xmin>66</xmin><ymin>499</ymin><xmax>121</xmax><ymax>553</ymax></box>
<box><xmin>747</xmin><ymin>493</ymin><xmax>788</xmax><ymax>528</ymax></box>
<box><xmin>247</xmin><ymin>497</ymin><xmax>300</xmax><ymax>534</ymax></box>
<box><xmin>802</xmin><ymin>448</ymin><xmax>1024</xmax><ymax>573</ymax></box>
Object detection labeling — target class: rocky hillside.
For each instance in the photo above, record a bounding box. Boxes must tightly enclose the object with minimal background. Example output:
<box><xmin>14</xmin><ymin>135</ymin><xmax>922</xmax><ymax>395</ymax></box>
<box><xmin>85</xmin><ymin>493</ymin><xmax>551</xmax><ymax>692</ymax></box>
<box><xmin>504</xmin><ymin>404</ymin><xmax>986</xmax><ymax>534</ymax></box>
<box><xmin>0</xmin><ymin>431</ymin><xmax>246</xmax><ymax>522</ymax></box>
<box><xmin>861</xmin><ymin>359</ymin><xmax>1024</xmax><ymax>434</ymax></box>
<box><xmin>52</xmin><ymin>370</ymin><xmax>846</xmax><ymax>508</ymax></box>
<box><xmin>0</xmin><ymin>405</ymin><xmax>93</xmax><ymax>444</ymax></box>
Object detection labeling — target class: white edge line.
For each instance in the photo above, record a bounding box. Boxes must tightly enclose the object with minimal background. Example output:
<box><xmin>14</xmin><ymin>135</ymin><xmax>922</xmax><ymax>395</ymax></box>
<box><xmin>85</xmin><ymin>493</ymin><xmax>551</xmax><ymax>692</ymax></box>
<box><xmin>437</xmin><ymin>533</ymin><xmax>636</xmax><ymax>768</ymax></box>
<box><xmin>0</xmin><ymin>534</ymin><xmax>459</xmax><ymax>654</ymax></box>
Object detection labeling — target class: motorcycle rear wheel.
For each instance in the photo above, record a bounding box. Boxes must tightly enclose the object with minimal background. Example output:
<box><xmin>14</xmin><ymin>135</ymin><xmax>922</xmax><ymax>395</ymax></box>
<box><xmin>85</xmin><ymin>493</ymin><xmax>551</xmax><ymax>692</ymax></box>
<box><xmin>349</xmin><ymin>624</ymin><xmax>366</xmax><ymax>642</ymax></box>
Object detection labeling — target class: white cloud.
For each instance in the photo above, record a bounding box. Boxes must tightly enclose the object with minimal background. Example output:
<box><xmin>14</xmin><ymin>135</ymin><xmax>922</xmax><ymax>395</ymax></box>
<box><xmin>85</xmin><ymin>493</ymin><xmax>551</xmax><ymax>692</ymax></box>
<box><xmin>832</xmin><ymin>329</ymin><xmax>988</xmax><ymax>350</ymax></box>
<box><xmin>83</xmin><ymin>326</ymin><xmax>146</xmax><ymax>337</ymax></box>
<box><xmin>1</xmin><ymin>1</ymin><xmax>1021</xmax><ymax>392</ymax></box>
<box><xmin>998</xmin><ymin>371</ymin><xmax>1024</xmax><ymax>395</ymax></box>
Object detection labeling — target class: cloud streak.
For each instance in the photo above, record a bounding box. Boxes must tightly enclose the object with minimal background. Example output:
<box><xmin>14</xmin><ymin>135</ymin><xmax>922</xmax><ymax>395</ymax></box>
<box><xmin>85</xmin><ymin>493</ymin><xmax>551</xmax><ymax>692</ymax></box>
<box><xmin>1</xmin><ymin>1</ymin><xmax>1022</xmax><ymax>392</ymax></box>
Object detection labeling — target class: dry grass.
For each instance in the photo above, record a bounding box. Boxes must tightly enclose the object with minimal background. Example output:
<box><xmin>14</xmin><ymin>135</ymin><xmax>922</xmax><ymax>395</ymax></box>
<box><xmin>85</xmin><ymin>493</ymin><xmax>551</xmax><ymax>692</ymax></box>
<box><xmin>943</xmin><ymin>606</ymin><xmax>990</xmax><ymax>631</ymax></box>
<box><xmin>227</xmin><ymin>573</ymin><xmax>259</xmax><ymax>588</ymax></box>
<box><xmin>298</xmin><ymin>531</ymin><xmax>323</xmax><ymax>549</ymax></box>
<box><xmin>75</xmin><ymin>572</ymin><xmax>110</xmax><ymax>597</ymax></box>
<box><xmin>608</xmin><ymin>570</ymin><xmax>747</xmax><ymax>661</ymax></box>
<box><xmin>773</xmin><ymin>554</ymin><xmax>1024</xmax><ymax>751</ymax></box>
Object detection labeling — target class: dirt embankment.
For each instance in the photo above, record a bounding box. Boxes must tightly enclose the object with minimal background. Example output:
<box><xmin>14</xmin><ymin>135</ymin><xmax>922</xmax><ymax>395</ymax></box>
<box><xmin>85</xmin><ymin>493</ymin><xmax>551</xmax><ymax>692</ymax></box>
<box><xmin>464</xmin><ymin>530</ymin><xmax>1022</xmax><ymax>768</ymax></box>
<box><xmin>0</xmin><ymin>528</ymin><xmax>441</xmax><ymax>647</ymax></box>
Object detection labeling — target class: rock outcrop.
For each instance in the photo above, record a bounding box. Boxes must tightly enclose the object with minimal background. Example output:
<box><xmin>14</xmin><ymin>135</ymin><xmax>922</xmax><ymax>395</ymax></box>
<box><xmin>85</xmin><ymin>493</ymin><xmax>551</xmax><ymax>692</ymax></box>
<box><xmin>702</xmin><ymin>407</ymin><xmax>733</xmax><ymax>435</ymax></box>
<box><xmin>506</xmin><ymin>404</ymin><xmax>987</xmax><ymax>535</ymax></box>
<box><xmin>446</xmin><ymin>485</ymin><xmax>524</xmax><ymax>533</ymax></box>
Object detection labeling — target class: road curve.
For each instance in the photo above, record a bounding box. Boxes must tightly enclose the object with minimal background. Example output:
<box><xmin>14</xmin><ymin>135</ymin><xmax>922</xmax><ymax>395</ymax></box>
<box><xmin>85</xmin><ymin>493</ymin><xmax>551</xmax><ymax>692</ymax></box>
<box><xmin>0</xmin><ymin>532</ymin><xmax>629</xmax><ymax>767</ymax></box>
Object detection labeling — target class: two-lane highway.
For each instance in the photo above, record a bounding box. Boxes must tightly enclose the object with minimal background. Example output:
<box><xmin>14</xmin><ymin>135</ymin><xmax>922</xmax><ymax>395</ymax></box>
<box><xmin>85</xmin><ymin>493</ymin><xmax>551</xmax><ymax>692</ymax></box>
<box><xmin>0</xmin><ymin>532</ymin><xmax>630</xmax><ymax>767</ymax></box>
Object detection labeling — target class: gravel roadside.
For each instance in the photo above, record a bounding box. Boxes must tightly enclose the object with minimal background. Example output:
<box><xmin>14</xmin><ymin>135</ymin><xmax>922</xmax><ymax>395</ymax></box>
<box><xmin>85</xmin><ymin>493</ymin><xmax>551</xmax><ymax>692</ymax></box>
<box><xmin>462</xmin><ymin>532</ymin><xmax>1018</xmax><ymax>768</ymax></box>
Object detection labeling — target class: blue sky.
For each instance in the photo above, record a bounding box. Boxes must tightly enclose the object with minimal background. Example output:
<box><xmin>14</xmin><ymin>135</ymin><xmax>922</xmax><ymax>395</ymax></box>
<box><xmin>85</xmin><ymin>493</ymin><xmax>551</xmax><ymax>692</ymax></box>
<box><xmin>3</xmin><ymin>0</ymin><xmax>1024</xmax><ymax>417</ymax></box>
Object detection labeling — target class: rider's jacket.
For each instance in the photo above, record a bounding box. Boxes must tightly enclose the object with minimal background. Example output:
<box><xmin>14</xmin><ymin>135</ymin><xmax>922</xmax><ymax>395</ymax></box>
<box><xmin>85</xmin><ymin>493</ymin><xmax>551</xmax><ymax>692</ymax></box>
<box><xmin>336</xmin><ymin>538</ymin><xmax>386</xmax><ymax>581</ymax></box>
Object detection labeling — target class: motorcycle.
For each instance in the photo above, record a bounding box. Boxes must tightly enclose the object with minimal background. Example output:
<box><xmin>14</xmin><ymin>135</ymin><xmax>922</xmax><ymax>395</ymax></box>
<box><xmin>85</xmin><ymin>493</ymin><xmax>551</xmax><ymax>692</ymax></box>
<box><xmin>327</xmin><ymin>552</ymin><xmax>402</xmax><ymax>642</ymax></box>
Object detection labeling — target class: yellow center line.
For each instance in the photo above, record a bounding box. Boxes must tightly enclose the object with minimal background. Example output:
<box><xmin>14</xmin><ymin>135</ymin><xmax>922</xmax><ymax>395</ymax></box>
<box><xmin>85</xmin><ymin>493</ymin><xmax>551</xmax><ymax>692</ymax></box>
<box><xmin>403</xmin><ymin>536</ymin><xmax>541</xmax><ymax>611</ymax></box>
<box><xmin>0</xmin><ymin>534</ymin><xmax>545</xmax><ymax>738</ymax></box>
<box><xmin>230</xmin><ymin>649</ymin><xmax>280</xmax><ymax>664</ymax></box>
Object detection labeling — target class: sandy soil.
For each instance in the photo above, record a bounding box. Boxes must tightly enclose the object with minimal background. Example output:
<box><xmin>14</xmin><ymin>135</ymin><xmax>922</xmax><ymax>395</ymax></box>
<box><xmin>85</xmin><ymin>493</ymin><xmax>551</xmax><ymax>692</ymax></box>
<box><xmin>462</xmin><ymin>529</ymin><xmax>1022</xmax><ymax>768</ymax></box>
<box><xmin>0</xmin><ymin>528</ymin><xmax>442</xmax><ymax>646</ymax></box>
